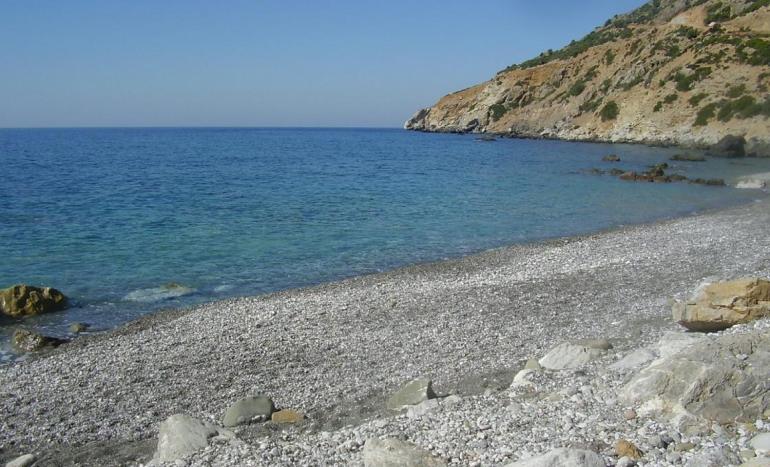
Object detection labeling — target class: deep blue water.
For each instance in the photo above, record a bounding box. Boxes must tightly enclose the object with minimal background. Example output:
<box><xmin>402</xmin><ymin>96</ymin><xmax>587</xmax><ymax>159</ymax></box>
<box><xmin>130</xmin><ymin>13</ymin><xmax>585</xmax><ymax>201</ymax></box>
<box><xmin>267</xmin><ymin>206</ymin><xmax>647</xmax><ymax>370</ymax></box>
<box><xmin>2</xmin><ymin>127</ymin><xmax>769</xmax><ymax>361</ymax></box>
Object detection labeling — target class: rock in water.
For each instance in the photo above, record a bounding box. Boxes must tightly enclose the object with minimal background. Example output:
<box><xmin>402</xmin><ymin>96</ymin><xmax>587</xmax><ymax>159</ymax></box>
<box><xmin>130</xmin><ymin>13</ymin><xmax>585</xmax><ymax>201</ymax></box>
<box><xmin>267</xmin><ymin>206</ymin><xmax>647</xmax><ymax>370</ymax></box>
<box><xmin>621</xmin><ymin>331</ymin><xmax>770</xmax><ymax>431</ymax></box>
<box><xmin>386</xmin><ymin>377</ymin><xmax>436</xmax><ymax>410</ymax></box>
<box><xmin>5</xmin><ymin>454</ymin><xmax>36</xmax><ymax>467</ymax></box>
<box><xmin>504</xmin><ymin>448</ymin><xmax>605</xmax><ymax>466</ymax></box>
<box><xmin>154</xmin><ymin>414</ymin><xmax>220</xmax><ymax>462</ymax></box>
<box><xmin>69</xmin><ymin>322</ymin><xmax>89</xmax><ymax>334</ymax></box>
<box><xmin>222</xmin><ymin>396</ymin><xmax>274</xmax><ymax>427</ymax></box>
<box><xmin>672</xmin><ymin>278</ymin><xmax>770</xmax><ymax>331</ymax></box>
<box><xmin>538</xmin><ymin>340</ymin><xmax>611</xmax><ymax>370</ymax></box>
<box><xmin>0</xmin><ymin>284</ymin><xmax>67</xmax><ymax>318</ymax></box>
<box><xmin>602</xmin><ymin>154</ymin><xmax>621</xmax><ymax>162</ymax></box>
<box><xmin>11</xmin><ymin>328</ymin><xmax>67</xmax><ymax>353</ymax></box>
<box><xmin>670</xmin><ymin>154</ymin><xmax>706</xmax><ymax>162</ymax></box>
<box><xmin>362</xmin><ymin>438</ymin><xmax>446</xmax><ymax>467</ymax></box>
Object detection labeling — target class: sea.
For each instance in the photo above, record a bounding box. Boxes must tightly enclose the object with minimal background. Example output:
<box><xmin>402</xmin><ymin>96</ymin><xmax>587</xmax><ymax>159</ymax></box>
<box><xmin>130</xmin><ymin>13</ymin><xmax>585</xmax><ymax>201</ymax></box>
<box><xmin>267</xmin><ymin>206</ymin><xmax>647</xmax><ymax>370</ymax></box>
<box><xmin>2</xmin><ymin>127</ymin><xmax>769</xmax><ymax>362</ymax></box>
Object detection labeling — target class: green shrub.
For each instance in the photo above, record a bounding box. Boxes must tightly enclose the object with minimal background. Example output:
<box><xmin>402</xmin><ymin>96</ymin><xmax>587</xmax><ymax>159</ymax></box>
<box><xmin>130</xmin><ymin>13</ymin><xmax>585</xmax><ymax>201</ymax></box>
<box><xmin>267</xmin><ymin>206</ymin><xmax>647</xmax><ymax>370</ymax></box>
<box><xmin>737</xmin><ymin>38</ymin><xmax>770</xmax><ymax>66</ymax></box>
<box><xmin>742</xmin><ymin>0</ymin><xmax>770</xmax><ymax>15</ymax></box>
<box><xmin>664</xmin><ymin>93</ymin><xmax>678</xmax><ymax>104</ymax></box>
<box><xmin>604</xmin><ymin>49</ymin><xmax>616</xmax><ymax>65</ymax></box>
<box><xmin>666</xmin><ymin>44</ymin><xmax>681</xmax><ymax>57</ymax></box>
<box><xmin>600</xmin><ymin>101</ymin><xmax>619</xmax><ymax>121</ymax></box>
<box><xmin>726</xmin><ymin>84</ymin><xmax>746</xmax><ymax>98</ymax></box>
<box><xmin>676</xmin><ymin>26</ymin><xmax>699</xmax><ymax>39</ymax></box>
<box><xmin>489</xmin><ymin>103</ymin><xmax>509</xmax><ymax>121</ymax></box>
<box><xmin>580</xmin><ymin>97</ymin><xmax>603</xmax><ymax>113</ymax></box>
<box><xmin>688</xmin><ymin>93</ymin><xmax>708</xmax><ymax>106</ymax></box>
<box><xmin>706</xmin><ymin>2</ymin><xmax>732</xmax><ymax>24</ymax></box>
<box><xmin>653</xmin><ymin>101</ymin><xmax>663</xmax><ymax>112</ymax></box>
<box><xmin>694</xmin><ymin>103</ymin><xmax>717</xmax><ymax>126</ymax></box>
<box><xmin>673</xmin><ymin>67</ymin><xmax>712</xmax><ymax>91</ymax></box>
<box><xmin>569</xmin><ymin>81</ymin><xmax>587</xmax><ymax>96</ymax></box>
<box><xmin>717</xmin><ymin>95</ymin><xmax>770</xmax><ymax>121</ymax></box>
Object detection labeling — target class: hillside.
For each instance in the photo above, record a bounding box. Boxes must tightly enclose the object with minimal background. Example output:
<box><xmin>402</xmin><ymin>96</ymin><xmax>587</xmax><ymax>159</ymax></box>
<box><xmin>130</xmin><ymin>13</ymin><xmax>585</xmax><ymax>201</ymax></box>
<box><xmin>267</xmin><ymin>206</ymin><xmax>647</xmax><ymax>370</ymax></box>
<box><xmin>405</xmin><ymin>0</ymin><xmax>770</xmax><ymax>155</ymax></box>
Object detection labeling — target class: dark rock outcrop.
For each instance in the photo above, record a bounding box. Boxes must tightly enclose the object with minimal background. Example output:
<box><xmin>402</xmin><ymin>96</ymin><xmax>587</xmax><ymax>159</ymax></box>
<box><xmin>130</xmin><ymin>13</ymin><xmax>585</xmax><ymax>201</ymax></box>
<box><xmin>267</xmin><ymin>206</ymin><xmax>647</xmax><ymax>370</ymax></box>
<box><xmin>0</xmin><ymin>285</ymin><xmax>68</xmax><ymax>319</ymax></box>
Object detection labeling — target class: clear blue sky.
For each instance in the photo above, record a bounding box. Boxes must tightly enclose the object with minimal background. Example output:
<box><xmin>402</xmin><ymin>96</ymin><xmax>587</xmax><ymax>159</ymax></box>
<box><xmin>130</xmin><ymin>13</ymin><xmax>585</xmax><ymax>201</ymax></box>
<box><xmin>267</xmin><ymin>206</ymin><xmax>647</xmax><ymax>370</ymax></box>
<box><xmin>0</xmin><ymin>0</ymin><xmax>645</xmax><ymax>128</ymax></box>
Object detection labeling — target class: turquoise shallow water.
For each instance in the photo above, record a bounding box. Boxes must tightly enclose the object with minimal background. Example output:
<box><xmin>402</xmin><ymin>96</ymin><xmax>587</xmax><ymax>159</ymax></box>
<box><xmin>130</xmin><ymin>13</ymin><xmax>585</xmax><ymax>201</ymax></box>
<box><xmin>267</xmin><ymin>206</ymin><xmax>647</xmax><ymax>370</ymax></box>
<box><xmin>1</xmin><ymin>127</ymin><xmax>769</xmax><ymax>360</ymax></box>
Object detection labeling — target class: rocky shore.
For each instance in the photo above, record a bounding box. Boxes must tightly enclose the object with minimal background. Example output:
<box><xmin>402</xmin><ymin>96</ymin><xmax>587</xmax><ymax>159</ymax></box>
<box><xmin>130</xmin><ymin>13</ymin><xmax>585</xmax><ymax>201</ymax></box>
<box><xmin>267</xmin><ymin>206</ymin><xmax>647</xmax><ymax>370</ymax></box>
<box><xmin>2</xmin><ymin>198</ymin><xmax>770</xmax><ymax>466</ymax></box>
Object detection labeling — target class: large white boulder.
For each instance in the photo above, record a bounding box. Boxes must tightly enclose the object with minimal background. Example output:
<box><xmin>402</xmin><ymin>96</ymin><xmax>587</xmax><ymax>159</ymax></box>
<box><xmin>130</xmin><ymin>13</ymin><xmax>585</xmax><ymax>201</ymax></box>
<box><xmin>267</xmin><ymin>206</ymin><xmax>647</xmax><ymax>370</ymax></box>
<box><xmin>362</xmin><ymin>437</ymin><xmax>446</xmax><ymax>467</ymax></box>
<box><xmin>621</xmin><ymin>331</ymin><xmax>770</xmax><ymax>432</ymax></box>
<box><xmin>505</xmin><ymin>448</ymin><xmax>605</xmax><ymax>467</ymax></box>
<box><xmin>538</xmin><ymin>339</ymin><xmax>611</xmax><ymax>370</ymax></box>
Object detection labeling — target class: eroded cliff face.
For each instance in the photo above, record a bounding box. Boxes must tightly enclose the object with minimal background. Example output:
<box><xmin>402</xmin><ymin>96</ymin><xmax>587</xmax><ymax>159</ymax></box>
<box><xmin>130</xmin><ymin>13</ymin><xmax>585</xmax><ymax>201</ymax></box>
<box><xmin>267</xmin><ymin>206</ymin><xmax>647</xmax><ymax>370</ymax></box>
<box><xmin>406</xmin><ymin>0</ymin><xmax>770</xmax><ymax>155</ymax></box>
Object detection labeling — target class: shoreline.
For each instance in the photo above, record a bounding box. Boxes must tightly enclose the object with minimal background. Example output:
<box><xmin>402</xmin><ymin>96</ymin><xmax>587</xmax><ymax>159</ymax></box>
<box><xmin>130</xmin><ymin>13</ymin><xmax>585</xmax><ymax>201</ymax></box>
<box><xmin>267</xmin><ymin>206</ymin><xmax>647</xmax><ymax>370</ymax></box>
<box><xmin>2</xmin><ymin>197</ymin><xmax>770</xmax><ymax>465</ymax></box>
<box><xmin>9</xmin><ymin>186</ymin><xmax>766</xmax><ymax>360</ymax></box>
<box><xmin>408</xmin><ymin>126</ymin><xmax>770</xmax><ymax>158</ymax></box>
<box><xmin>22</xmin><ymin>193</ymin><xmax>759</xmax><ymax>361</ymax></box>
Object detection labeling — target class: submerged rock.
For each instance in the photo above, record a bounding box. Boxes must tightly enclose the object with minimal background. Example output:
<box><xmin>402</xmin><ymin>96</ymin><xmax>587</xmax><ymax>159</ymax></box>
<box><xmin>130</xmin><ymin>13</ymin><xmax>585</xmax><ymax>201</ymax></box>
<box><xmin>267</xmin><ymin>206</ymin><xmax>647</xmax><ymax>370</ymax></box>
<box><xmin>602</xmin><ymin>154</ymin><xmax>621</xmax><ymax>162</ymax></box>
<box><xmin>538</xmin><ymin>340</ymin><xmax>611</xmax><ymax>370</ymax></box>
<box><xmin>670</xmin><ymin>154</ymin><xmax>706</xmax><ymax>162</ymax></box>
<box><xmin>0</xmin><ymin>284</ymin><xmax>67</xmax><ymax>319</ymax></box>
<box><xmin>504</xmin><ymin>448</ymin><xmax>605</xmax><ymax>467</ymax></box>
<box><xmin>362</xmin><ymin>437</ymin><xmax>446</xmax><ymax>467</ymax></box>
<box><xmin>222</xmin><ymin>396</ymin><xmax>275</xmax><ymax>427</ymax></box>
<box><xmin>672</xmin><ymin>278</ymin><xmax>770</xmax><ymax>331</ymax></box>
<box><xmin>11</xmin><ymin>328</ymin><xmax>67</xmax><ymax>353</ymax></box>
<box><xmin>620</xmin><ymin>331</ymin><xmax>770</xmax><ymax>431</ymax></box>
<box><xmin>689</xmin><ymin>177</ymin><xmax>725</xmax><ymax>186</ymax></box>
<box><xmin>386</xmin><ymin>377</ymin><xmax>436</xmax><ymax>410</ymax></box>
<box><xmin>69</xmin><ymin>322</ymin><xmax>90</xmax><ymax>334</ymax></box>
<box><xmin>123</xmin><ymin>283</ymin><xmax>195</xmax><ymax>302</ymax></box>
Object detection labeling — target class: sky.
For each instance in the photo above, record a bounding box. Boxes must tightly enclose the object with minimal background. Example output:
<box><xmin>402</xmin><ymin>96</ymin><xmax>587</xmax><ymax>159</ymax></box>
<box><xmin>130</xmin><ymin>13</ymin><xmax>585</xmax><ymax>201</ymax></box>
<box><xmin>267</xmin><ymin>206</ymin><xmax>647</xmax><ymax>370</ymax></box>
<box><xmin>0</xmin><ymin>0</ymin><xmax>646</xmax><ymax>128</ymax></box>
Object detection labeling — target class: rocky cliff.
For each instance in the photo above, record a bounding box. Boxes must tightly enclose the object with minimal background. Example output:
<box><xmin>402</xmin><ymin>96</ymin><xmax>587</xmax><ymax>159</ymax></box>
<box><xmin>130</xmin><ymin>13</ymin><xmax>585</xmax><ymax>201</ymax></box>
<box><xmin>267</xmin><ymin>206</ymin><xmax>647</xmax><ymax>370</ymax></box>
<box><xmin>405</xmin><ymin>0</ymin><xmax>770</xmax><ymax>155</ymax></box>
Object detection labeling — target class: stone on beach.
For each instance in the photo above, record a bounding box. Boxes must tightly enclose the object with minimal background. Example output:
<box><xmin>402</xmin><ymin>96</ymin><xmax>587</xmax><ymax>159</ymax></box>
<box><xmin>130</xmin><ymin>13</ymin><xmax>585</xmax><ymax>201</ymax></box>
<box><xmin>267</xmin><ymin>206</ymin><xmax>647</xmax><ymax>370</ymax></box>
<box><xmin>154</xmin><ymin>414</ymin><xmax>220</xmax><ymax>462</ymax></box>
<box><xmin>615</xmin><ymin>439</ymin><xmax>643</xmax><ymax>460</ymax></box>
<box><xmin>750</xmin><ymin>433</ymin><xmax>770</xmax><ymax>452</ymax></box>
<box><xmin>504</xmin><ymin>448</ymin><xmax>605</xmax><ymax>467</ymax></box>
<box><xmin>672</xmin><ymin>278</ymin><xmax>770</xmax><ymax>331</ymax></box>
<box><xmin>609</xmin><ymin>348</ymin><xmax>655</xmax><ymax>371</ymax></box>
<box><xmin>538</xmin><ymin>339</ymin><xmax>611</xmax><ymax>370</ymax></box>
<box><xmin>271</xmin><ymin>409</ymin><xmax>304</xmax><ymax>424</ymax></box>
<box><xmin>362</xmin><ymin>437</ymin><xmax>446</xmax><ymax>467</ymax></box>
<box><xmin>386</xmin><ymin>377</ymin><xmax>436</xmax><ymax>410</ymax></box>
<box><xmin>621</xmin><ymin>331</ymin><xmax>770</xmax><ymax>430</ymax></box>
<box><xmin>222</xmin><ymin>396</ymin><xmax>275</xmax><ymax>427</ymax></box>
<box><xmin>0</xmin><ymin>284</ymin><xmax>67</xmax><ymax>319</ymax></box>
<box><xmin>4</xmin><ymin>454</ymin><xmax>36</xmax><ymax>467</ymax></box>
<box><xmin>11</xmin><ymin>328</ymin><xmax>67</xmax><ymax>353</ymax></box>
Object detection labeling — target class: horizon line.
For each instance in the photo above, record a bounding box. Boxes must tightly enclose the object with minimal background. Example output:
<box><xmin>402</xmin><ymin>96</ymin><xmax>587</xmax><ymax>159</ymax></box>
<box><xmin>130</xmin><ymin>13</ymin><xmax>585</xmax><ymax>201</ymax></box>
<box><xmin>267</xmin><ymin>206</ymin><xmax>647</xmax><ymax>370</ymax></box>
<box><xmin>0</xmin><ymin>125</ymin><xmax>405</xmax><ymax>130</ymax></box>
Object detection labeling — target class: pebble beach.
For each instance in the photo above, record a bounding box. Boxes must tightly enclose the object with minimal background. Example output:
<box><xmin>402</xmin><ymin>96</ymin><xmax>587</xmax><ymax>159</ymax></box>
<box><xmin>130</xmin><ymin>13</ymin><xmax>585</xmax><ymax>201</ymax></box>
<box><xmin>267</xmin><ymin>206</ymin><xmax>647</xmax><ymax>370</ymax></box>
<box><xmin>2</xmin><ymin>198</ymin><xmax>770</xmax><ymax>466</ymax></box>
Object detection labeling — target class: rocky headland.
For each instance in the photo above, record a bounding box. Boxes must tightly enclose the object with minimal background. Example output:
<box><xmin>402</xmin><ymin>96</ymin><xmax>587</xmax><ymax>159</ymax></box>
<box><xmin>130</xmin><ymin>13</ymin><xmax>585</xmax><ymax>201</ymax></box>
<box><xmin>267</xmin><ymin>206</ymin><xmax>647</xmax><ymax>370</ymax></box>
<box><xmin>2</xmin><ymin>198</ymin><xmax>770</xmax><ymax>466</ymax></box>
<box><xmin>405</xmin><ymin>0</ymin><xmax>770</xmax><ymax>155</ymax></box>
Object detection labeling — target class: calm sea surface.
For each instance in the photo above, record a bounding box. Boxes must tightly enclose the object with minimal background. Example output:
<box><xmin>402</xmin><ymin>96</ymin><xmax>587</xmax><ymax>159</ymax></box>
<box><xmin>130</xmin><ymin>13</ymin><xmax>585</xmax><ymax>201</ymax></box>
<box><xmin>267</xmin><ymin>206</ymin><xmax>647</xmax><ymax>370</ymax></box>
<box><xmin>2</xmin><ymin>128</ymin><xmax>769</xmax><ymax>361</ymax></box>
